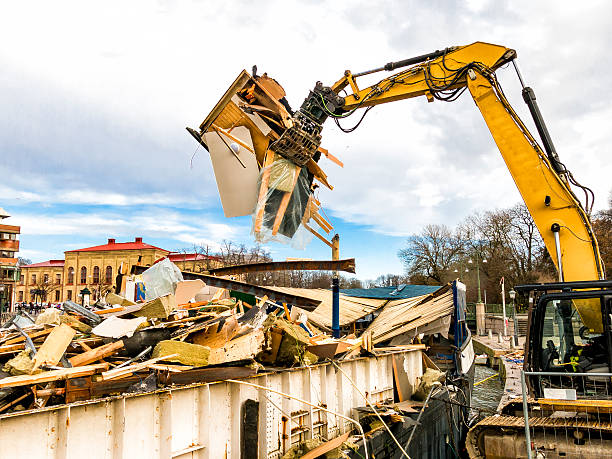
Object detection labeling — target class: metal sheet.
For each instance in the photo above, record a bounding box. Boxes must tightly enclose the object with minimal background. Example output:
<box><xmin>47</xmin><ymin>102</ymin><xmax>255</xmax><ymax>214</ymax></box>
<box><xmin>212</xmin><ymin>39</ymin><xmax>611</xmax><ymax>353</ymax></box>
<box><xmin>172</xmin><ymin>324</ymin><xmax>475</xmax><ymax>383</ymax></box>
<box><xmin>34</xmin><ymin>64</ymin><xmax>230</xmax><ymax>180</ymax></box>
<box><xmin>0</xmin><ymin>351</ymin><xmax>420</xmax><ymax>458</ymax></box>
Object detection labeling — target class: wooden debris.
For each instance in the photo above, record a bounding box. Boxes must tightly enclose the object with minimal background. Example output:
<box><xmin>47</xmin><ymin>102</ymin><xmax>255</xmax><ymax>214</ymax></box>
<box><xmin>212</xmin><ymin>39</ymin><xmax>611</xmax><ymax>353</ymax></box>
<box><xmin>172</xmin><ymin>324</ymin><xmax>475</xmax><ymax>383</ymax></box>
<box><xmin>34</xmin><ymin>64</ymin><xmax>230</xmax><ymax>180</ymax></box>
<box><xmin>31</xmin><ymin>324</ymin><xmax>76</xmax><ymax>373</ymax></box>
<box><xmin>191</xmin><ymin>316</ymin><xmax>238</xmax><ymax>348</ymax></box>
<box><xmin>69</xmin><ymin>340</ymin><xmax>125</xmax><ymax>367</ymax></box>
<box><xmin>208</xmin><ymin>330</ymin><xmax>265</xmax><ymax>365</ymax></box>
<box><xmin>101</xmin><ymin>355</ymin><xmax>177</xmax><ymax>381</ymax></box>
<box><xmin>0</xmin><ymin>363</ymin><xmax>108</xmax><ymax>389</ymax></box>
<box><xmin>301</xmin><ymin>432</ymin><xmax>350</xmax><ymax>459</ymax></box>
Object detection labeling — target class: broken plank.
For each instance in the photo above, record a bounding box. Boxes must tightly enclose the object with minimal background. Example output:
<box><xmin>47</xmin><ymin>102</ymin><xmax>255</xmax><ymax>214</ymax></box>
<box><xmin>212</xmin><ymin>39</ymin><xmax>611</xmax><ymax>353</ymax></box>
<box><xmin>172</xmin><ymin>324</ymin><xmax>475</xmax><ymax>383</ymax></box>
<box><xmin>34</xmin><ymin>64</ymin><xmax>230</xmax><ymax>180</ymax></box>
<box><xmin>0</xmin><ymin>363</ymin><xmax>108</xmax><ymax>389</ymax></box>
<box><xmin>32</xmin><ymin>324</ymin><xmax>76</xmax><ymax>372</ymax></box>
<box><xmin>101</xmin><ymin>354</ymin><xmax>179</xmax><ymax>381</ymax></box>
<box><xmin>191</xmin><ymin>316</ymin><xmax>238</xmax><ymax>349</ymax></box>
<box><xmin>4</xmin><ymin>327</ymin><xmax>53</xmax><ymax>345</ymax></box>
<box><xmin>301</xmin><ymin>432</ymin><xmax>351</xmax><ymax>459</ymax></box>
<box><xmin>69</xmin><ymin>340</ymin><xmax>124</xmax><ymax>367</ymax></box>
<box><xmin>208</xmin><ymin>330</ymin><xmax>265</xmax><ymax>365</ymax></box>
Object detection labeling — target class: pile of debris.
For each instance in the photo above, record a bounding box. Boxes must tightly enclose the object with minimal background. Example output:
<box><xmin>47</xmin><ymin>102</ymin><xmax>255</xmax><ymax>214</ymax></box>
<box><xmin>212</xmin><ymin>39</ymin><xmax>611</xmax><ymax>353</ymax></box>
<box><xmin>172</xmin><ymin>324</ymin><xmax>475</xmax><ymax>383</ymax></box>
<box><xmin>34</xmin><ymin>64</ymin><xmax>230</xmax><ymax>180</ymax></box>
<box><xmin>0</xmin><ymin>259</ymin><xmax>371</xmax><ymax>413</ymax></box>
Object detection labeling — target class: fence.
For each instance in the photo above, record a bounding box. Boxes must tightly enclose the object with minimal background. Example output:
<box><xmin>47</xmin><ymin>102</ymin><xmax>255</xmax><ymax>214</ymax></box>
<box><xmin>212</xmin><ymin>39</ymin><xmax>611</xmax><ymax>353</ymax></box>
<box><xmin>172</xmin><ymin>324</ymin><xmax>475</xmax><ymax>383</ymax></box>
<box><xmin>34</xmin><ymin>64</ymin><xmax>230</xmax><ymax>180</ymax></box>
<box><xmin>521</xmin><ymin>370</ymin><xmax>612</xmax><ymax>458</ymax></box>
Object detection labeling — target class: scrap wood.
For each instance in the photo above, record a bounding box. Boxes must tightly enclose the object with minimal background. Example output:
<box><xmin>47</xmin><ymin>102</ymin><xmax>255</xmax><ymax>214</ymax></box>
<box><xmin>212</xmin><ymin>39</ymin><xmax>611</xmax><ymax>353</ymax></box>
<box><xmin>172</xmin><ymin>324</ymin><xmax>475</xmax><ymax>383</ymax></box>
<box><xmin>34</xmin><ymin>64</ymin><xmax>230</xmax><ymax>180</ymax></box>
<box><xmin>31</xmin><ymin>324</ymin><xmax>76</xmax><ymax>373</ymax></box>
<box><xmin>0</xmin><ymin>363</ymin><xmax>108</xmax><ymax>389</ymax></box>
<box><xmin>69</xmin><ymin>340</ymin><xmax>125</xmax><ymax>367</ymax></box>
<box><xmin>208</xmin><ymin>329</ymin><xmax>265</xmax><ymax>365</ymax></box>
<box><xmin>101</xmin><ymin>354</ymin><xmax>178</xmax><ymax>381</ymax></box>
<box><xmin>0</xmin><ymin>392</ymin><xmax>30</xmax><ymax>413</ymax></box>
<box><xmin>317</xmin><ymin>146</ymin><xmax>344</xmax><ymax>168</ymax></box>
<box><xmin>93</xmin><ymin>307</ymin><xmax>124</xmax><ymax>315</ymax></box>
<box><xmin>301</xmin><ymin>432</ymin><xmax>351</xmax><ymax>459</ymax></box>
<box><xmin>146</xmin><ymin>363</ymin><xmax>192</xmax><ymax>373</ymax></box>
<box><xmin>3</xmin><ymin>327</ymin><xmax>52</xmax><ymax>346</ymax></box>
<box><xmin>191</xmin><ymin>315</ymin><xmax>239</xmax><ymax>349</ymax></box>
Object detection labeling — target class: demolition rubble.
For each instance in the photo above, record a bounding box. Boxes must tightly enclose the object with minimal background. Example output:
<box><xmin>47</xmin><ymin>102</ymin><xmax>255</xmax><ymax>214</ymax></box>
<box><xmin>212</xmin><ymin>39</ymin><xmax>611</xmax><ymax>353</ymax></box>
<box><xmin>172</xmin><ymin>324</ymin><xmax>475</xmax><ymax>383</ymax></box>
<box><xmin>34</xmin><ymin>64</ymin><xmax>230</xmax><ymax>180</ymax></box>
<box><xmin>0</xmin><ymin>258</ymin><xmax>453</xmax><ymax>417</ymax></box>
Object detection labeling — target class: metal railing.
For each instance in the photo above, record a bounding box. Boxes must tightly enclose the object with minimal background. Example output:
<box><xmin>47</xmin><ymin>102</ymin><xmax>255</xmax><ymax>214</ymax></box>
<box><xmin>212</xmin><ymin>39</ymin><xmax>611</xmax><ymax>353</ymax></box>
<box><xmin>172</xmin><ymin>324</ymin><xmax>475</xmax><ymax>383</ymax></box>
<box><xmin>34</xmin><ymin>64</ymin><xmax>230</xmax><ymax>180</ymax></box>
<box><xmin>521</xmin><ymin>370</ymin><xmax>612</xmax><ymax>458</ymax></box>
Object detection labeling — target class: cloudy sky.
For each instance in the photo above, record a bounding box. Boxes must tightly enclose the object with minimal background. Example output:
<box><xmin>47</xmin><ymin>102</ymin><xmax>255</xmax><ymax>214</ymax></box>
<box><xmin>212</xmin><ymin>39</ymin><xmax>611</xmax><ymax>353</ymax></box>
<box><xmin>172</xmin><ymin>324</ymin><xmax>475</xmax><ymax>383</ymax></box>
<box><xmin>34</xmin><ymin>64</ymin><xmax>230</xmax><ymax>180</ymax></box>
<box><xmin>2</xmin><ymin>1</ymin><xmax>611</xmax><ymax>280</ymax></box>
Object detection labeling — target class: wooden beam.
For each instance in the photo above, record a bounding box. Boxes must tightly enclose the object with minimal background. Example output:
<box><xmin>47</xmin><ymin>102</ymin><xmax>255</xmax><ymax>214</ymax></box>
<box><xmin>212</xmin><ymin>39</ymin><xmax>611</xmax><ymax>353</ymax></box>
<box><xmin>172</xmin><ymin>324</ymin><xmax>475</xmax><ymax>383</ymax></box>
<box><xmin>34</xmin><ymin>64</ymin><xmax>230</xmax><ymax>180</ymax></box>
<box><xmin>301</xmin><ymin>432</ymin><xmax>350</xmax><ymax>459</ymax></box>
<box><xmin>4</xmin><ymin>327</ymin><xmax>53</xmax><ymax>346</ymax></box>
<box><xmin>69</xmin><ymin>340</ymin><xmax>124</xmax><ymax>367</ymax></box>
<box><xmin>0</xmin><ymin>363</ymin><xmax>108</xmax><ymax>389</ymax></box>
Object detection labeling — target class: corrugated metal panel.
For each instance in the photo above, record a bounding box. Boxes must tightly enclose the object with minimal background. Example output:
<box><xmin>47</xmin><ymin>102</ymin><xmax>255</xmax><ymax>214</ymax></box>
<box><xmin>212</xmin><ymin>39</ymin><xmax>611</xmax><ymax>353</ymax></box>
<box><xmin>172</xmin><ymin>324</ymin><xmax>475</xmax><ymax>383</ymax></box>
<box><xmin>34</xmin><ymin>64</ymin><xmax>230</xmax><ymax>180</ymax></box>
<box><xmin>341</xmin><ymin>285</ymin><xmax>442</xmax><ymax>299</ymax></box>
<box><xmin>0</xmin><ymin>351</ymin><xmax>422</xmax><ymax>459</ymax></box>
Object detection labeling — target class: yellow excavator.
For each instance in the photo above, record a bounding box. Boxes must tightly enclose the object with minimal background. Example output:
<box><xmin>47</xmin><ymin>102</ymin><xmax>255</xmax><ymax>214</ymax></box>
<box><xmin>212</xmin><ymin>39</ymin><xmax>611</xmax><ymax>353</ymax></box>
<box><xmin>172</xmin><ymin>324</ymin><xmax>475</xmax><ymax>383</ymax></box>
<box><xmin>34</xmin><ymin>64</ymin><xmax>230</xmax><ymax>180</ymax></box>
<box><xmin>276</xmin><ymin>42</ymin><xmax>611</xmax><ymax>457</ymax></box>
<box><xmin>188</xmin><ymin>42</ymin><xmax>611</xmax><ymax>456</ymax></box>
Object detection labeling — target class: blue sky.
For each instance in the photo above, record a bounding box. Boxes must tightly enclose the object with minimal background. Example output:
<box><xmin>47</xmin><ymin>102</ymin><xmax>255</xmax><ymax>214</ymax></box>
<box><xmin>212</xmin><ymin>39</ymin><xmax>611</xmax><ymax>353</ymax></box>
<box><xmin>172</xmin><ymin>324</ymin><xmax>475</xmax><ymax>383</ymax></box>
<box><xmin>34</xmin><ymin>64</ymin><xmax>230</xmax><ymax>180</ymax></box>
<box><xmin>2</xmin><ymin>1</ymin><xmax>612</xmax><ymax>281</ymax></box>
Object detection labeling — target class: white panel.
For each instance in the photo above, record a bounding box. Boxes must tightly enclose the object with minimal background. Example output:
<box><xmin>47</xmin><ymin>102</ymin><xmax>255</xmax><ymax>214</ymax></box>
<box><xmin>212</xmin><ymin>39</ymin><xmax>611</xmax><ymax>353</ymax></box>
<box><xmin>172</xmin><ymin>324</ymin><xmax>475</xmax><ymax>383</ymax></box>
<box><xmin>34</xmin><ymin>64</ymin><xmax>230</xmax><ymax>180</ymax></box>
<box><xmin>0</xmin><ymin>351</ymin><xmax>421</xmax><ymax>459</ymax></box>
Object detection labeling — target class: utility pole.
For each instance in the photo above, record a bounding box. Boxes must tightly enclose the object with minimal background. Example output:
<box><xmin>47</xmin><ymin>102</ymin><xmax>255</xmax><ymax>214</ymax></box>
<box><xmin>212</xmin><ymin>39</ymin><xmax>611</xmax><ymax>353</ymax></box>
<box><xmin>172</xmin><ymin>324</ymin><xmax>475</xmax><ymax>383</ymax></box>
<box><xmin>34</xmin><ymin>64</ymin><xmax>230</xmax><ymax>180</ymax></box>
<box><xmin>500</xmin><ymin>277</ymin><xmax>507</xmax><ymax>336</ymax></box>
<box><xmin>331</xmin><ymin>234</ymin><xmax>340</xmax><ymax>339</ymax></box>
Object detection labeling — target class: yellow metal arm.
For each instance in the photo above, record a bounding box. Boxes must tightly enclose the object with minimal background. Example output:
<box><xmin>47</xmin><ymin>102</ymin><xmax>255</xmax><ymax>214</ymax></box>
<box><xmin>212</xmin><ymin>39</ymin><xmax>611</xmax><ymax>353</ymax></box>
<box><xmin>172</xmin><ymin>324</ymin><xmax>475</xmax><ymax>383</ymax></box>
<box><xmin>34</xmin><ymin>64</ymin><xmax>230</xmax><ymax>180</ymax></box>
<box><xmin>331</xmin><ymin>42</ymin><xmax>603</xmax><ymax>284</ymax></box>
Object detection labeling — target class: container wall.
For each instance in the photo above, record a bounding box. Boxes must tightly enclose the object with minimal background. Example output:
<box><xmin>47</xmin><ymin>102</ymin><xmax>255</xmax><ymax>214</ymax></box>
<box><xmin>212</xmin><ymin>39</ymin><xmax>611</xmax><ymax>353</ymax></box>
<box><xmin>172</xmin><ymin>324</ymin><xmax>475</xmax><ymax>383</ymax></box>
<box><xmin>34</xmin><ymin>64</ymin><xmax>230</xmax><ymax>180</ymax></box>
<box><xmin>0</xmin><ymin>350</ymin><xmax>422</xmax><ymax>459</ymax></box>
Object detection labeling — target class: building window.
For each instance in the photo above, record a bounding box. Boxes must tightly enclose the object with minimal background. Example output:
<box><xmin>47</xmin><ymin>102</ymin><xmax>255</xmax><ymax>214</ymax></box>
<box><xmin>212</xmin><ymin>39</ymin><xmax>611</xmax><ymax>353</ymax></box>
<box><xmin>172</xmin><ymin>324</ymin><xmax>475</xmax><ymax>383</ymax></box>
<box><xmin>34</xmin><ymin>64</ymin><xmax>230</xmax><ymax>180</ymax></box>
<box><xmin>67</xmin><ymin>267</ymin><xmax>74</xmax><ymax>285</ymax></box>
<box><xmin>31</xmin><ymin>274</ymin><xmax>36</xmax><ymax>284</ymax></box>
<box><xmin>67</xmin><ymin>290</ymin><xmax>72</xmax><ymax>301</ymax></box>
<box><xmin>19</xmin><ymin>274</ymin><xmax>24</xmax><ymax>284</ymax></box>
<box><xmin>55</xmin><ymin>290</ymin><xmax>60</xmax><ymax>302</ymax></box>
<box><xmin>18</xmin><ymin>291</ymin><xmax>23</xmax><ymax>302</ymax></box>
<box><xmin>56</xmin><ymin>273</ymin><xmax>61</xmax><ymax>284</ymax></box>
<box><xmin>93</xmin><ymin>266</ymin><xmax>100</xmax><ymax>284</ymax></box>
<box><xmin>43</xmin><ymin>273</ymin><xmax>49</xmax><ymax>284</ymax></box>
<box><xmin>80</xmin><ymin>266</ymin><xmax>87</xmax><ymax>284</ymax></box>
<box><xmin>105</xmin><ymin>266</ymin><xmax>113</xmax><ymax>284</ymax></box>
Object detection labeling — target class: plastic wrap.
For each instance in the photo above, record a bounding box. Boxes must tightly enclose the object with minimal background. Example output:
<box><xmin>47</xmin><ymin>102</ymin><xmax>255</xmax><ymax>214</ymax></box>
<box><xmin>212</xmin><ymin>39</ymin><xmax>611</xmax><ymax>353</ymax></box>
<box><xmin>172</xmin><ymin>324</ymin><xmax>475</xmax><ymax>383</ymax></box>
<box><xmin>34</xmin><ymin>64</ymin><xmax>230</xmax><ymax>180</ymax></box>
<box><xmin>142</xmin><ymin>258</ymin><xmax>184</xmax><ymax>301</ymax></box>
<box><xmin>251</xmin><ymin>157</ymin><xmax>314</xmax><ymax>249</ymax></box>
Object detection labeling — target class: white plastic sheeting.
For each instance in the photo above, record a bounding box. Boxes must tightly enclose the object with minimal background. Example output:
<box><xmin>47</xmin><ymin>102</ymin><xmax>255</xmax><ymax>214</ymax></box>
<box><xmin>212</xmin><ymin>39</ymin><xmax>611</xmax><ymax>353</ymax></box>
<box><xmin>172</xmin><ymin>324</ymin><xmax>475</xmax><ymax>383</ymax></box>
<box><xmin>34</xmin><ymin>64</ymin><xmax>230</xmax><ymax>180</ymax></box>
<box><xmin>0</xmin><ymin>350</ymin><xmax>422</xmax><ymax>459</ymax></box>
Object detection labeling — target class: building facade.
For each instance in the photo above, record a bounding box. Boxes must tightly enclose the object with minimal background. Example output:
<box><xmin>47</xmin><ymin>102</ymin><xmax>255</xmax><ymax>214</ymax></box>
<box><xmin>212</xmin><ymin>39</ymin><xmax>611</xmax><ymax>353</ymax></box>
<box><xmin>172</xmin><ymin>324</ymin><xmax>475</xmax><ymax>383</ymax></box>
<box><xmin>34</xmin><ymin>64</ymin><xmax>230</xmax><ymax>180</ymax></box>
<box><xmin>18</xmin><ymin>238</ymin><xmax>172</xmax><ymax>305</ymax></box>
<box><xmin>0</xmin><ymin>208</ymin><xmax>20</xmax><ymax>312</ymax></box>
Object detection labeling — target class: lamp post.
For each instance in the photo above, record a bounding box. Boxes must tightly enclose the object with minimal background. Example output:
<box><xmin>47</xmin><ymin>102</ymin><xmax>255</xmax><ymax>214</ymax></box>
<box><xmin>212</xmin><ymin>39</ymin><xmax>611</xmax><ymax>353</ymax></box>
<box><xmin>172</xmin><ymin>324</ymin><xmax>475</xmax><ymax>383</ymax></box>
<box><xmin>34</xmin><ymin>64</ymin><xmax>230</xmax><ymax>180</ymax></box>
<box><xmin>466</xmin><ymin>253</ymin><xmax>486</xmax><ymax>336</ymax></box>
<box><xmin>80</xmin><ymin>287</ymin><xmax>91</xmax><ymax>307</ymax></box>
<box><xmin>468</xmin><ymin>254</ymin><xmax>487</xmax><ymax>303</ymax></box>
<box><xmin>509</xmin><ymin>288</ymin><xmax>518</xmax><ymax>346</ymax></box>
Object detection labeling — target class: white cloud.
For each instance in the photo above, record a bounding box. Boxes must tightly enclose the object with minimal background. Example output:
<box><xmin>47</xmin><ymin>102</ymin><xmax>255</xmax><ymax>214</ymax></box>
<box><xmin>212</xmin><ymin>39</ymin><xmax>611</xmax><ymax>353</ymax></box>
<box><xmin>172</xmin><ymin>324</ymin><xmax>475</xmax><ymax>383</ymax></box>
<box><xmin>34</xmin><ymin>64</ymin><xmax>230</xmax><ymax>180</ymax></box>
<box><xmin>1</xmin><ymin>0</ymin><xmax>611</xmax><ymax>269</ymax></box>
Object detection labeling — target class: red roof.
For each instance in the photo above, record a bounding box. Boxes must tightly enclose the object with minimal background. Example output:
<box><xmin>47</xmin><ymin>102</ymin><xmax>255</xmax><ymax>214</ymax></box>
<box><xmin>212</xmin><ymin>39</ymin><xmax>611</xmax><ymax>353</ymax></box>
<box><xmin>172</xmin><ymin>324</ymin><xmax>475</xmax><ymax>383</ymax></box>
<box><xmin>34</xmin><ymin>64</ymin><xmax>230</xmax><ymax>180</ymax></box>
<box><xmin>168</xmin><ymin>253</ymin><xmax>221</xmax><ymax>262</ymax></box>
<box><xmin>24</xmin><ymin>259</ymin><xmax>65</xmax><ymax>268</ymax></box>
<box><xmin>66</xmin><ymin>238</ymin><xmax>169</xmax><ymax>253</ymax></box>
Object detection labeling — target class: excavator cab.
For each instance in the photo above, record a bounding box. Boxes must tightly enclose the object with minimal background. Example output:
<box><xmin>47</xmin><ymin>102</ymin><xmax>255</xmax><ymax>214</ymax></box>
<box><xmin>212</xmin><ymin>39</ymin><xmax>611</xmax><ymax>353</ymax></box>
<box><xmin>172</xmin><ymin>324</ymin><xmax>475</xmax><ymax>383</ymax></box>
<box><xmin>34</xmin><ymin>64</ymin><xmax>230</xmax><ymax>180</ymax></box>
<box><xmin>521</xmin><ymin>280</ymin><xmax>612</xmax><ymax>398</ymax></box>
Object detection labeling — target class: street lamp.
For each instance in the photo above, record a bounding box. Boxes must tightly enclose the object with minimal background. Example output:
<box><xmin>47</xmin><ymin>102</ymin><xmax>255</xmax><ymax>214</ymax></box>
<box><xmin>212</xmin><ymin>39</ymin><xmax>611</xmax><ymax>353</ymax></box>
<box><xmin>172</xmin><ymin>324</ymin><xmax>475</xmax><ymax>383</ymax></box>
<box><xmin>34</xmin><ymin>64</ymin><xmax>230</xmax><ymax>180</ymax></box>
<box><xmin>468</xmin><ymin>255</ymin><xmax>487</xmax><ymax>304</ymax></box>
<box><xmin>80</xmin><ymin>287</ymin><xmax>91</xmax><ymax>307</ymax></box>
<box><xmin>509</xmin><ymin>288</ymin><xmax>518</xmax><ymax>346</ymax></box>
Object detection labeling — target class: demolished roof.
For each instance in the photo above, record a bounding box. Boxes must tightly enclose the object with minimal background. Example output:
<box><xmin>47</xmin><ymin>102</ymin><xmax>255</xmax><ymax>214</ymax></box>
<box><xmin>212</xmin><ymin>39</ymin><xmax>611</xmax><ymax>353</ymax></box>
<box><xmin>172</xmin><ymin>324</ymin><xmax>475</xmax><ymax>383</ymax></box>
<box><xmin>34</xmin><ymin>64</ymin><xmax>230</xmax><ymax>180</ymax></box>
<box><xmin>365</xmin><ymin>284</ymin><xmax>454</xmax><ymax>344</ymax></box>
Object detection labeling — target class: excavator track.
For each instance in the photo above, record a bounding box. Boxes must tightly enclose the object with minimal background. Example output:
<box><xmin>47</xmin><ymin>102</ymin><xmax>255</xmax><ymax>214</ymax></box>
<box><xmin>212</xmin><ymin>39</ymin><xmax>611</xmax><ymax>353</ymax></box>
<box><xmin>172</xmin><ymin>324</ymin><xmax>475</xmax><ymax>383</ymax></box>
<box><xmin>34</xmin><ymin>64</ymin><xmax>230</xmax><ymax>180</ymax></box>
<box><xmin>467</xmin><ymin>414</ymin><xmax>612</xmax><ymax>458</ymax></box>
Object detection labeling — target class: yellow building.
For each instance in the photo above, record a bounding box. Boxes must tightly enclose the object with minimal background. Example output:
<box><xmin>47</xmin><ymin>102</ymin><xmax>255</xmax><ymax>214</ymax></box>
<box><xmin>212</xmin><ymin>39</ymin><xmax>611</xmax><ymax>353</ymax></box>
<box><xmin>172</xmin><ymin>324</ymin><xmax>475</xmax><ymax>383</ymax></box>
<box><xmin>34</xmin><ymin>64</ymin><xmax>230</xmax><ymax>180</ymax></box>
<box><xmin>18</xmin><ymin>237</ymin><xmax>175</xmax><ymax>304</ymax></box>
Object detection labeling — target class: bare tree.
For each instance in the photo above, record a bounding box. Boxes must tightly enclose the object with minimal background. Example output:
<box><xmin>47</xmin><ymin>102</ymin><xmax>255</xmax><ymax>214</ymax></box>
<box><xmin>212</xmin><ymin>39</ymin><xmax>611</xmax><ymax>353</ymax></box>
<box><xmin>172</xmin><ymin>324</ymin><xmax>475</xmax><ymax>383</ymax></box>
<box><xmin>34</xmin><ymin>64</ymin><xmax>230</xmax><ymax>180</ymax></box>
<box><xmin>398</xmin><ymin>224</ymin><xmax>463</xmax><ymax>284</ymax></box>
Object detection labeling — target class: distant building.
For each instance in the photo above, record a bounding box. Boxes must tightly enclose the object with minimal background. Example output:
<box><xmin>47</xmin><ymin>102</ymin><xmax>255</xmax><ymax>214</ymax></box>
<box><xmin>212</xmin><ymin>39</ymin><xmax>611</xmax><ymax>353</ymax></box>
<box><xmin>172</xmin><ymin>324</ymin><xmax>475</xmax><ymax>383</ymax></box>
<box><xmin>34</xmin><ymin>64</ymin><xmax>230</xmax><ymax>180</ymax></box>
<box><xmin>18</xmin><ymin>237</ymin><xmax>219</xmax><ymax>305</ymax></box>
<box><xmin>0</xmin><ymin>208</ymin><xmax>20</xmax><ymax>312</ymax></box>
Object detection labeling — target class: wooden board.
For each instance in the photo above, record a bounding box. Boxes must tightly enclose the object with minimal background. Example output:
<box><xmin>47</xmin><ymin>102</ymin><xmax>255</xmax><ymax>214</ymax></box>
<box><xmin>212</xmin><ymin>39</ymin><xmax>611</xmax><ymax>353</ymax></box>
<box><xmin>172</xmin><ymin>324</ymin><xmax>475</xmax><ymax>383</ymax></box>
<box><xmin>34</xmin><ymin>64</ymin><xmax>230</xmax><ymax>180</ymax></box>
<box><xmin>0</xmin><ymin>363</ymin><xmax>108</xmax><ymax>388</ymax></box>
<box><xmin>208</xmin><ymin>330</ymin><xmax>265</xmax><ymax>365</ymax></box>
<box><xmin>301</xmin><ymin>432</ymin><xmax>350</xmax><ymax>459</ymax></box>
<box><xmin>32</xmin><ymin>324</ymin><xmax>76</xmax><ymax>372</ymax></box>
<box><xmin>191</xmin><ymin>316</ymin><xmax>238</xmax><ymax>349</ymax></box>
<box><xmin>69</xmin><ymin>340</ymin><xmax>124</xmax><ymax>367</ymax></box>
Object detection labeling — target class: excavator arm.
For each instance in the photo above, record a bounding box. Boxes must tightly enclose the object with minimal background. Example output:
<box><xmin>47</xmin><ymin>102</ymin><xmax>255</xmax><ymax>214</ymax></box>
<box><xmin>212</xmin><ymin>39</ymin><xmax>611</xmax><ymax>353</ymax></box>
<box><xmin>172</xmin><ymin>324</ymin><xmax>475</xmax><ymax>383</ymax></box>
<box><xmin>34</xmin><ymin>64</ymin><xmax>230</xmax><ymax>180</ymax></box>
<box><xmin>314</xmin><ymin>42</ymin><xmax>604</xmax><ymax>290</ymax></box>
